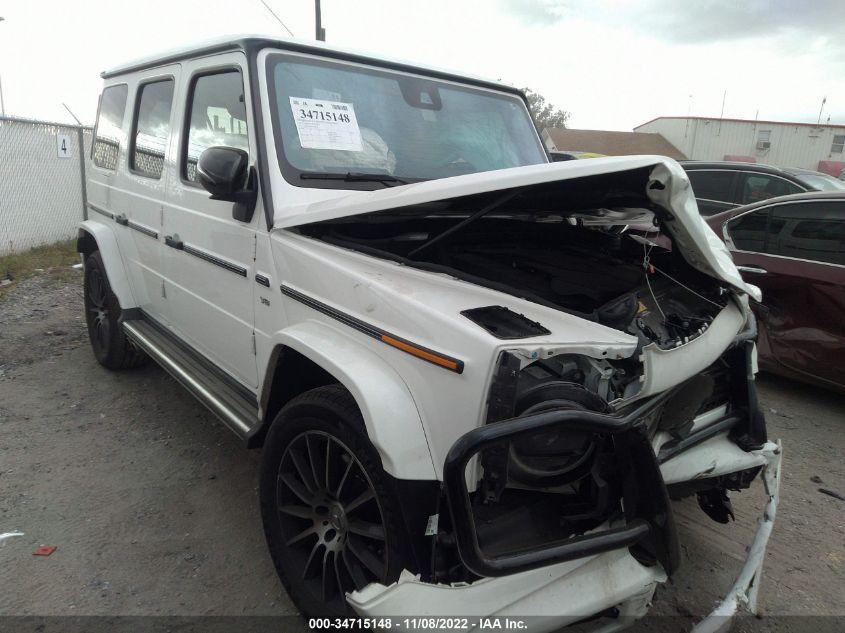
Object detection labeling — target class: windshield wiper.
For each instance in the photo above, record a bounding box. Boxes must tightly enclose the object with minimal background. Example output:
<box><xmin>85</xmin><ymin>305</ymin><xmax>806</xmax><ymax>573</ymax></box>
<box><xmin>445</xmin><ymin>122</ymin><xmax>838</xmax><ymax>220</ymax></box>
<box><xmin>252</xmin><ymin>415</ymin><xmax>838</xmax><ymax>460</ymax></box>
<box><xmin>300</xmin><ymin>172</ymin><xmax>409</xmax><ymax>186</ymax></box>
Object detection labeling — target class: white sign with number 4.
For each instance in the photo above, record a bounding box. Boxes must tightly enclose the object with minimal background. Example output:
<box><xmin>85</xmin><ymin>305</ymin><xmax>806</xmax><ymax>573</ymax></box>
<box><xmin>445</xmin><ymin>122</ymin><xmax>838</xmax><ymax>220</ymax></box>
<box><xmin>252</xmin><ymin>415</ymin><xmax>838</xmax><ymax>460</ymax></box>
<box><xmin>56</xmin><ymin>133</ymin><xmax>72</xmax><ymax>158</ymax></box>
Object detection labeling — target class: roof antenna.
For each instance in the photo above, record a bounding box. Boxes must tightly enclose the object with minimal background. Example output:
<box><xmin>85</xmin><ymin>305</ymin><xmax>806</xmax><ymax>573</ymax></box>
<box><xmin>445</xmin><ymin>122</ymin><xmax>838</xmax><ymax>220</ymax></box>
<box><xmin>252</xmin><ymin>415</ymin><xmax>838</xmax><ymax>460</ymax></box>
<box><xmin>258</xmin><ymin>0</ymin><xmax>295</xmax><ymax>37</ymax></box>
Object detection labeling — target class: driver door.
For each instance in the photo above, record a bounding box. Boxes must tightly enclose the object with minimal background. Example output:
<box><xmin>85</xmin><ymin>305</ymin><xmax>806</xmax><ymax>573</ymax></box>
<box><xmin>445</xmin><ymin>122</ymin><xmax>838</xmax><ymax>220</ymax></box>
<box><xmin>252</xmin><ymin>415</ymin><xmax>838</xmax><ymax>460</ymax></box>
<box><xmin>161</xmin><ymin>53</ymin><xmax>260</xmax><ymax>388</ymax></box>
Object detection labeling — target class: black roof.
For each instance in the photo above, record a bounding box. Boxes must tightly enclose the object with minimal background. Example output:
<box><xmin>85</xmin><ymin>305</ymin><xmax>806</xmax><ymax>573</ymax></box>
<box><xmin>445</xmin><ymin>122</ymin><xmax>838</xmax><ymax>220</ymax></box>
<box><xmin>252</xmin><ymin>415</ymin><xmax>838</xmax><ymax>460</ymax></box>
<box><xmin>100</xmin><ymin>35</ymin><xmax>525</xmax><ymax>100</ymax></box>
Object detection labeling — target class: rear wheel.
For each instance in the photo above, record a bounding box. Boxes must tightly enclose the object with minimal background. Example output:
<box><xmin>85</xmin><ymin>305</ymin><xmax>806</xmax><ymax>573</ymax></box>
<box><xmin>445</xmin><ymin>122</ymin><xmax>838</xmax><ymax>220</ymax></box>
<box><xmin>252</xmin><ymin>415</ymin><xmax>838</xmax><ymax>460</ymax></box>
<box><xmin>260</xmin><ymin>385</ymin><xmax>407</xmax><ymax>617</ymax></box>
<box><xmin>83</xmin><ymin>250</ymin><xmax>146</xmax><ymax>370</ymax></box>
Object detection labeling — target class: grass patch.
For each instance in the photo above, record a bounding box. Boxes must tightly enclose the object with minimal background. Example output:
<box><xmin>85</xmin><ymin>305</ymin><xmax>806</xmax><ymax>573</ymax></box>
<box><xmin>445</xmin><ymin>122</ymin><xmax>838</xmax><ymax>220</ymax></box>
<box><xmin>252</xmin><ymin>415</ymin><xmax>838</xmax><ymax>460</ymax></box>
<box><xmin>0</xmin><ymin>239</ymin><xmax>80</xmax><ymax>297</ymax></box>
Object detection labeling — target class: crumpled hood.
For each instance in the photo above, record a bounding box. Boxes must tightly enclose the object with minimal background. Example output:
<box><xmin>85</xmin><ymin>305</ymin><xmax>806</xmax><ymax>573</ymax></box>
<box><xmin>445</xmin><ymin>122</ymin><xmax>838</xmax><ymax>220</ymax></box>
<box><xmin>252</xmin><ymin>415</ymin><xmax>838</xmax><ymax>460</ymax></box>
<box><xmin>279</xmin><ymin>155</ymin><xmax>760</xmax><ymax>301</ymax></box>
<box><xmin>645</xmin><ymin>160</ymin><xmax>761</xmax><ymax>301</ymax></box>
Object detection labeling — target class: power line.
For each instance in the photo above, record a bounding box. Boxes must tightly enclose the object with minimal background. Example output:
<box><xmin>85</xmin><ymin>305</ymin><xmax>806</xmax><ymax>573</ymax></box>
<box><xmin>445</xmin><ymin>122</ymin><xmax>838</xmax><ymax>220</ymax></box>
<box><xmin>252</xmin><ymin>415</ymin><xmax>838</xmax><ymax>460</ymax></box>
<box><xmin>258</xmin><ymin>0</ymin><xmax>295</xmax><ymax>37</ymax></box>
<box><xmin>62</xmin><ymin>103</ymin><xmax>82</xmax><ymax>126</ymax></box>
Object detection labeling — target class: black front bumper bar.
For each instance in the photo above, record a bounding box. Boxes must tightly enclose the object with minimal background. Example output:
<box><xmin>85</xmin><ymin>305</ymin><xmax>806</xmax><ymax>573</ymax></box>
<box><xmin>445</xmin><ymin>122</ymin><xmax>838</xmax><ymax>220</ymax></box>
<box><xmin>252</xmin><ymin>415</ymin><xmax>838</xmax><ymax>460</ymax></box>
<box><xmin>443</xmin><ymin>387</ymin><xmax>681</xmax><ymax>578</ymax></box>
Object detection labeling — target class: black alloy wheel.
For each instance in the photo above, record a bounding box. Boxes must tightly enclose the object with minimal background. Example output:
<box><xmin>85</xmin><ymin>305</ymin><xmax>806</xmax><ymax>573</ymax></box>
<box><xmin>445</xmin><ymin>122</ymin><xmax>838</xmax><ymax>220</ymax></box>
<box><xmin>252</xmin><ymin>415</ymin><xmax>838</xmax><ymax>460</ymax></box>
<box><xmin>83</xmin><ymin>250</ymin><xmax>147</xmax><ymax>369</ymax></box>
<box><xmin>260</xmin><ymin>386</ymin><xmax>407</xmax><ymax>617</ymax></box>
<box><xmin>277</xmin><ymin>430</ymin><xmax>388</xmax><ymax>607</ymax></box>
<box><xmin>87</xmin><ymin>265</ymin><xmax>111</xmax><ymax>352</ymax></box>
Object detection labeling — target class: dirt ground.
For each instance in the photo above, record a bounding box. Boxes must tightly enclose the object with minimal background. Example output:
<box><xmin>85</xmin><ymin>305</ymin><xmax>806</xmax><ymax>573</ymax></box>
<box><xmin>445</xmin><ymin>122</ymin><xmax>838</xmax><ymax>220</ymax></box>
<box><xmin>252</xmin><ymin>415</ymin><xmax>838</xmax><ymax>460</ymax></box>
<box><xmin>1</xmin><ymin>270</ymin><xmax>843</xmax><ymax>632</ymax></box>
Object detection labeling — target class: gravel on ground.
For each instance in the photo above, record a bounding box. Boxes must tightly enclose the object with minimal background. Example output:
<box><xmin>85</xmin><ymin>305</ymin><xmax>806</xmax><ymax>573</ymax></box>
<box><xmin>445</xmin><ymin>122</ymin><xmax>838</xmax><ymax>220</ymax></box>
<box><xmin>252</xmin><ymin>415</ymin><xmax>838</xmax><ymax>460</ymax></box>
<box><xmin>1</xmin><ymin>271</ymin><xmax>842</xmax><ymax>632</ymax></box>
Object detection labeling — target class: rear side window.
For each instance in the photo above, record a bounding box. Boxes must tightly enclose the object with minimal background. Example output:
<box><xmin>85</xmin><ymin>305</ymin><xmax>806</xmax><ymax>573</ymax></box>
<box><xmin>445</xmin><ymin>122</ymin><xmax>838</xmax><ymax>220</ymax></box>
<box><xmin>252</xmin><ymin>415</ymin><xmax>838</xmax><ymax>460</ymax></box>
<box><xmin>739</xmin><ymin>174</ymin><xmax>803</xmax><ymax>204</ymax></box>
<box><xmin>771</xmin><ymin>201</ymin><xmax>845</xmax><ymax>266</ymax></box>
<box><xmin>131</xmin><ymin>79</ymin><xmax>175</xmax><ymax>179</ymax></box>
<box><xmin>727</xmin><ymin>209</ymin><xmax>770</xmax><ymax>252</ymax></box>
<box><xmin>183</xmin><ymin>71</ymin><xmax>249</xmax><ymax>183</ymax></box>
<box><xmin>686</xmin><ymin>170</ymin><xmax>737</xmax><ymax>204</ymax></box>
<box><xmin>92</xmin><ymin>85</ymin><xmax>128</xmax><ymax>170</ymax></box>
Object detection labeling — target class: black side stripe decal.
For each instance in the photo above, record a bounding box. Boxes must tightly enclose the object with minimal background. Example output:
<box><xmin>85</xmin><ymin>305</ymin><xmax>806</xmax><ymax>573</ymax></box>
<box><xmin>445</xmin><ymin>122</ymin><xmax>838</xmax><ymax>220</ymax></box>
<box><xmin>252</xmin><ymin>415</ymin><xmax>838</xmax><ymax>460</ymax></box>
<box><xmin>255</xmin><ymin>274</ymin><xmax>271</xmax><ymax>287</ymax></box>
<box><xmin>127</xmin><ymin>221</ymin><xmax>159</xmax><ymax>239</ymax></box>
<box><xmin>88</xmin><ymin>204</ymin><xmax>157</xmax><ymax>239</ymax></box>
<box><xmin>182</xmin><ymin>244</ymin><xmax>248</xmax><ymax>277</ymax></box>
<box><xmin>282</xmin><ymin>285</ymin><xmax>382</xmax><ymax>338</ymax></box>
<box><xmin>280</xmin><ymin>284</ymin><xmax>464</xmax><ymax>373</ymax></box>
<box><xmin>89</xmin><ymin>204</ymin><xmax>244</xmax><ymax>278</ymax></box>
<box><xmin>164</xmin><ymin>234</ymin><xmax>247</xmax><ymax>278</ymax></box>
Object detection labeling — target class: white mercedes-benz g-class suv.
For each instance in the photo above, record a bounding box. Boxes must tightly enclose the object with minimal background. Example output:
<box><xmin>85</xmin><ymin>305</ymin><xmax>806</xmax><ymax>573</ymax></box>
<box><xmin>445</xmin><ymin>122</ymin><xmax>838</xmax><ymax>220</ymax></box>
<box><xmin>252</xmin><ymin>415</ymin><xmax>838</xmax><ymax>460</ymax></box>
<box><xmin>79</xmin><ymin>35</ymin><xmax>780</xmax><ymax>631</ymax></box>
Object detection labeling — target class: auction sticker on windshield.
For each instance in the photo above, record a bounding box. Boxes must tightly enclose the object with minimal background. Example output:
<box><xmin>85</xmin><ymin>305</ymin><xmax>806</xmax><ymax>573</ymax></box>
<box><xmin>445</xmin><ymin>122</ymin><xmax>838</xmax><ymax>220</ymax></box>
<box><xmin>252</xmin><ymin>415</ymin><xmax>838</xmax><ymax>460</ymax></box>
<box><xmin>289</xmin><ymin>97</ymin><xmax>362</xmax><ymax>152</ymax></box>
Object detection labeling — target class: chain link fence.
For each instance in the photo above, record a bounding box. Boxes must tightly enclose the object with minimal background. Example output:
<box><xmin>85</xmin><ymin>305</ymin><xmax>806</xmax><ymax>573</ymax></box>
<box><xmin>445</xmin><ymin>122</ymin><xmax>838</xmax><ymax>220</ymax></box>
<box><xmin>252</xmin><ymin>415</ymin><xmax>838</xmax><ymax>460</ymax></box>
<box><xmin>0</xmin><ymin>115</ymin><xmax>92</xmax><ymax>256</ymax></box>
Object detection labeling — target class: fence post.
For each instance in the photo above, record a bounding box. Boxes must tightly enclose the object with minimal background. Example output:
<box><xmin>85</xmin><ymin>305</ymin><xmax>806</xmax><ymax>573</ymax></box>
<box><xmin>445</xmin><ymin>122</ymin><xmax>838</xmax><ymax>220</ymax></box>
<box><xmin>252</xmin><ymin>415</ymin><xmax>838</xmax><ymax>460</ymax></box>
<box><xmin>76</xmin><ymin>126</ymin><xmax>88</xmax><ymax>220</ymax></box>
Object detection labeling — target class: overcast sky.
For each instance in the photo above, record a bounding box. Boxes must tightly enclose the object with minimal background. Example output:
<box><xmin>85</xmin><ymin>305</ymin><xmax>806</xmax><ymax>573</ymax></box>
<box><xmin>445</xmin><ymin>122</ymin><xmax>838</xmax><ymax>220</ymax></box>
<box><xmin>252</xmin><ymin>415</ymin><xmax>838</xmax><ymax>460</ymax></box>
<box><xmin>0</xmin><ymin>0</ymin><xmax>842</xmax><ymax>130</ymax></box>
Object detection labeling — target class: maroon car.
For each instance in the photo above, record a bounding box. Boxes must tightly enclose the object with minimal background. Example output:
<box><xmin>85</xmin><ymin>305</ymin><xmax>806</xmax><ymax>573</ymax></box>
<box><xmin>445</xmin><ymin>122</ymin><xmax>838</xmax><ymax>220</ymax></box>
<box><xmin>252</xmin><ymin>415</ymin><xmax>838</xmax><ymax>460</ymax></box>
<box><xmin>707</xmin><ymin>191</ymin><xmax>845</xmax><ymax>392</ymax></box>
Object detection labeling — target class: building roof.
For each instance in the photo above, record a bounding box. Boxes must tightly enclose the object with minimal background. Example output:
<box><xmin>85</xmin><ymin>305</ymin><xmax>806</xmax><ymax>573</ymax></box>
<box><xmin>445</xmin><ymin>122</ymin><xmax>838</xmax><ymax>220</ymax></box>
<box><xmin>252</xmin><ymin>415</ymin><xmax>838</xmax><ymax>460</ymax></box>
<box><xmin>542</xmin><ymin>127</ymin><xmax>686</xmax><ymax>160</ymax></box>
<box><xmin>636</xmin><ymin>115</ymin><xmax>845</xmax><ymax>131</ymax></box>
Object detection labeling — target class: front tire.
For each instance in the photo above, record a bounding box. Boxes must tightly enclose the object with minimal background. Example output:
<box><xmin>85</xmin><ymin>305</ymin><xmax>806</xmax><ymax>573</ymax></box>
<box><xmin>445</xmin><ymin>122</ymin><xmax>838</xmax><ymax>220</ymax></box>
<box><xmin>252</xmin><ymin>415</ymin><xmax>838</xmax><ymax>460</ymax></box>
<box><xmin>260</xmin><ymin>385</ymin><xmax>407</xmax><ymax>617</ymax></box>
<box><xmin>83</xmin><ymin>250</ymin><xmax>146</xmax><ymax>370</ymax></box>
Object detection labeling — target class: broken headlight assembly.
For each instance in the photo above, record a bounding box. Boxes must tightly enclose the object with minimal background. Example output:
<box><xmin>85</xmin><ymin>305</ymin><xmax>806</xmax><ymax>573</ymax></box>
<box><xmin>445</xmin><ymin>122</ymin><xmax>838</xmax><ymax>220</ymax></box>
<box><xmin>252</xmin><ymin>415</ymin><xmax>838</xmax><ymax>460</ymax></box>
<box><xmin>438</xmin><ymin>351</ymin><xmax>681</xmax><ymax>580</ymax></box>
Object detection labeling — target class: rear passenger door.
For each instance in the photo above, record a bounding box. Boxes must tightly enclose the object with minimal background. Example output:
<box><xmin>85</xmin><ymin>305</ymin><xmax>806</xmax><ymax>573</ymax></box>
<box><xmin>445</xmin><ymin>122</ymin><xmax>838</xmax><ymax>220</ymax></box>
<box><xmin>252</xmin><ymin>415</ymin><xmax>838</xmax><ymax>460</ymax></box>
<box><xmin>109</xmin><ymin>69</ymin><xmax>180</xmax><ymax>324</ymax></box>
<box><xmin>726</xmin><ymin>200</ymin><xmax>845</xmax><ymax>388</ymax></box>
<box><xmin>87</xmin><ymin>84</ymin><xmax>128</xmax><ymax>221</ymax></box>
<box><xmin>685</xmin><ymin>170</ymin><xmax>739</xmax><ymax>216</ymax></box>
<box><xmin>161</xmin><ymin>53</ymin><xmax>259</xmax><ymax>388</ymax></box>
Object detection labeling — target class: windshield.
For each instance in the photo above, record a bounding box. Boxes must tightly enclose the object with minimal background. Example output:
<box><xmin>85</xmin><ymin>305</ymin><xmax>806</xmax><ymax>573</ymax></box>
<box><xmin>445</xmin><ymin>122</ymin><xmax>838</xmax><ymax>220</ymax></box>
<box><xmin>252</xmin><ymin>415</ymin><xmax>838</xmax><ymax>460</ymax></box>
<box><xmin>267</xmin><ymin>53</ymin><xmax>547</xmax><ymax>187</ymax></box>
<box><xmin>793</xmin><ymin>172</ymin><xmax>845</xmax><ymax>191</ymax></box>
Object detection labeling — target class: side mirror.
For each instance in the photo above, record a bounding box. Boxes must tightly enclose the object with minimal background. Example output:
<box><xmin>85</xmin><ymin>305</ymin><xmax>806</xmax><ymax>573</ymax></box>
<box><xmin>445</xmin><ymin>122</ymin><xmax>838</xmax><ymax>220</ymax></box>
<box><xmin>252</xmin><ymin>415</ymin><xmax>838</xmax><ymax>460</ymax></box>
<box><xmin>197</xmin><ymin>146</ymin><xmax>257</xmax><ymax>223</ymax></box>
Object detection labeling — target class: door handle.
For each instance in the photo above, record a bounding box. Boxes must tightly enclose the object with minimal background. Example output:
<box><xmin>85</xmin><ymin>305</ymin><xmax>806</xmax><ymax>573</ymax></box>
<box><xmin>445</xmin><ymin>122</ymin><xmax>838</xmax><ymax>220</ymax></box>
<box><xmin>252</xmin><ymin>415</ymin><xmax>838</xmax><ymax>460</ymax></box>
<box><xmin>114</xmin><ymin>214</ymin><xmax>129</xmax><ymax>226</ymax></box>
<box><xmin>736</xmin><ymin>265</ymin><xmax>767</xmax><ymax>275</ymax></box>
<box><xmin>164</xmin><ymin>235</ymin><xmax>184</xmax><ymax>250</ymax></box>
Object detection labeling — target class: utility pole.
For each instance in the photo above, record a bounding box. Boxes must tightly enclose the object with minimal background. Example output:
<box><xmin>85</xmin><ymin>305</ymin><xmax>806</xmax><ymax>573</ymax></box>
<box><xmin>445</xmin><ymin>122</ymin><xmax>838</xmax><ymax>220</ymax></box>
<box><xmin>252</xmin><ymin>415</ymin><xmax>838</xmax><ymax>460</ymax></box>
<box><xmin>315</xmin><ymin>0</ymin><xmax>326</xmax><ymax>41</ymax></box>
<box><xmin>683</xmin><ymin>94</ymin><xmax>693</xmax><ymax>140</ymax></box>
<box><xmin>817</xmin><ymin>96</ymin><xmax>827</xmax><ymax>126</ymax></box>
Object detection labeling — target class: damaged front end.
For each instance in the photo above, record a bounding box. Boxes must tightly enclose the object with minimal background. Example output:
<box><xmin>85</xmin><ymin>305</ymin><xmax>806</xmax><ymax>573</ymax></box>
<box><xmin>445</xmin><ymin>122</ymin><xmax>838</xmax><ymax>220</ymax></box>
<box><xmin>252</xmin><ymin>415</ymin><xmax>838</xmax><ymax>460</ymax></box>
<box><xmin>349</xmin><ymin>340</ymin><xmax>781</xmax><ymax>631</ymax></box>
<box><xmin>444</xmin><ymin>370</ymin><xmax>682</xmax><ymax>579</ymax></box>
<box><xmin>288</xmin><ymin>157</ymin><xmax>781</xmax><ymax>630</ymax></box>
<box><xmin>425</xmin><ymin>319</ymin><xmax>772</xmax><ymax>592</ymax></box>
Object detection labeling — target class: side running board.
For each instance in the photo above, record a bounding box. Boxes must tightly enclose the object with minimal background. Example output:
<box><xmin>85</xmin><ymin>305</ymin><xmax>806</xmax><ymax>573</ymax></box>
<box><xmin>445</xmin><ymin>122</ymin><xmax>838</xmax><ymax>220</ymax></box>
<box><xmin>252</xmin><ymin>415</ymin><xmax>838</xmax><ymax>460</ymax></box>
<box><xmin>122</xmin><ymin>315</ymin><xmax>259</xmax><ymax>443</ymax></box>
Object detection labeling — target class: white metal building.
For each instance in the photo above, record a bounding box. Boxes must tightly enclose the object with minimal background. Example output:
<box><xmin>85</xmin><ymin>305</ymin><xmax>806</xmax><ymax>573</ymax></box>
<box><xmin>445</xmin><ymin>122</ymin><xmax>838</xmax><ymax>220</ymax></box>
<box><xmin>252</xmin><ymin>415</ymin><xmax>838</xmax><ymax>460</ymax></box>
<box><xmin>635</xmin><ymin>116</ymin><xmax>845</xmax><ymax>176</ymax></box>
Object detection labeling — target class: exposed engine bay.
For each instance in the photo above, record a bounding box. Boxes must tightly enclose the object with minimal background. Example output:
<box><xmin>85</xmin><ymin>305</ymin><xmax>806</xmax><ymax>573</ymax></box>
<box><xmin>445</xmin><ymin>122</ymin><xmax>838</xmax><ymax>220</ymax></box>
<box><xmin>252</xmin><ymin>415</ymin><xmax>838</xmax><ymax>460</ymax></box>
<box><xmin>296</xmin><ymin>171</ymin><xmax>768</xmax><ymax>589</ymax></box>
<box><xmin>297</xmin><ymin>174</ymin><xmax>730</xmax><ymax>350</ymax></box>
<box><xmin>299</xmin><ymin>189</ymin><xmax>732</xmax><ymax>402</ymax></box>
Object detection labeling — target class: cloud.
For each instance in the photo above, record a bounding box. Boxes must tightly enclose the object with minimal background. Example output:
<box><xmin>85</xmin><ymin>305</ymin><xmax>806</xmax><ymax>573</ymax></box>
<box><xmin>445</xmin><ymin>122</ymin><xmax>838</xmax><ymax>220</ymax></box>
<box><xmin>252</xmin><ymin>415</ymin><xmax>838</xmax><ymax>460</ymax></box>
<box><xmin>499</xmin><ymin>0</ymin><xmax>845</xmax><ymax>46</ymax></box>
<box><xmin>497</xmin><ymin>0</ymin><xmax>567</xmax><ymax>26</ymax></box>
<box><xmin>498</xmin><ymin>0</ymin><xmax>845</xmax><ymax>75</ymax></box>
<box><xmin>635</xmin><ymin>0</ymin><xmax>845</xmax><ymax>44</ymax></box>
